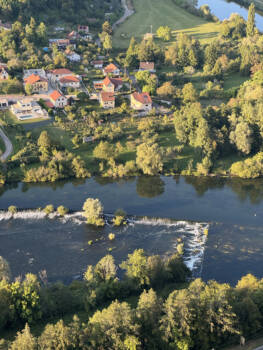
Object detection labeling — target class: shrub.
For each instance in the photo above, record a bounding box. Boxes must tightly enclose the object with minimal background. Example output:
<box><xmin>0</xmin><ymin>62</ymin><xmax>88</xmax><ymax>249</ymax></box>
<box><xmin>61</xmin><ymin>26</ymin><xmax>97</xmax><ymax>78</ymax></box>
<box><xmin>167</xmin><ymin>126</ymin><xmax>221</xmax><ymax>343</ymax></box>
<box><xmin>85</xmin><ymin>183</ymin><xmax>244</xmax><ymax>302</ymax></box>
<box><xmin>8</xmin><ymin>205</ymin><xmax>17</xmax><ymax>214</ymax></box>
<box><xmin>43</xmin><ymin>205</ymin><xmax>54</xmax><ymax>215</ymax></box>
<box><xmin>57</xmin><ymin>206</ymin><xmax>69</xmax><ymax>216</ymax></box>
<box><xmin>108</xmin><ymin>233</ymin><xmax>115</xmax><ymax>241</ymax></box>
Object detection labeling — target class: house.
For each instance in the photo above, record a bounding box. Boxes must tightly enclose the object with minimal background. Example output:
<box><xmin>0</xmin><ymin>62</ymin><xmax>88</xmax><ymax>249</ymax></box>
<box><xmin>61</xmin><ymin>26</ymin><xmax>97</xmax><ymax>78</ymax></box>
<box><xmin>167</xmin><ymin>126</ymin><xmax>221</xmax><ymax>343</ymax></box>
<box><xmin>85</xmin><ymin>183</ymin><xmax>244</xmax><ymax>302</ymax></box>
<box><xmin>67</xmin><ymin>31</ymin><xmax>80</xmax><ymax>42</ymax></box>
<box><xmin>0</xmin><ymin>65</ymin><xmax>9</xmax><ymax>80</ymax></box>
<box><xmin>131</xmin><ymin>92</ymin><xmax>152</xmax><ymax>111</ymax></box>
<box><xmin>66</xmin><ymin>50</ymin><xmax>81</xmax><ymax>62</ymax></box>
<box><xmin>0</xmin><ymin>20</ymin><xmax>11</xmax><ymax>31</ymax></box>
<box><xmin>99</xmin><ymin>92</ymin><xmax>115</xmax><ymax>109</ymax></box>
<box><xmin>102</xmin><ymin>76</ymin><xmax>123</xmax><ymax>92</ymax></box>
<box><xmin>49</xmin><ymin>90</ymin><xmax>67</xmax><ymax>108</ymax></box>
<box><xmin>59</xmin><ymin>75</ymin><xmax>80</xmax><ymax>89</ymax></box>
<box><xmin>24</xmin><ymin>69</ymin><xmax>46</xmax><ymax>79</ymax></box>
<box><xmin>24</xmin><ymin>74</ymin><xmax>48</xmax><ymax>93</ymax></box>
<box><xmin>93</xmin><ymin>81</ymin><xmax>104</xmax><ymax>90</ymax></box>
<box><xmin>10</xmin><ymin>98</ymin><xmax>48</xmax><ymax>120</ymax></box>
<box><xmin>49</xmin><ymin>39</ymin><xmax>71</xmax><ymax>50</ymax></box>
<box><xmin>103</xmin><ymin>63</ymin><xmax>120</xmax><ymax>76</ymax></box>
<box><xmin>49</xmin><ymin>68</ymin><xmax>74</xmax><ymax>82</ymax></box>
<box><xmin>91</xmin><ymin>60</ymin><xmax>103</xmax><ymax>69</ymax></box>
<box><xmin>78</xmin><ymin>25</ymin><xmax>89</xmax><ymax>33</ymax></box>
<box><xmin>139</xmin><ymin>62</ymin><xmax>155</xmax><ymax>73</ymax></box>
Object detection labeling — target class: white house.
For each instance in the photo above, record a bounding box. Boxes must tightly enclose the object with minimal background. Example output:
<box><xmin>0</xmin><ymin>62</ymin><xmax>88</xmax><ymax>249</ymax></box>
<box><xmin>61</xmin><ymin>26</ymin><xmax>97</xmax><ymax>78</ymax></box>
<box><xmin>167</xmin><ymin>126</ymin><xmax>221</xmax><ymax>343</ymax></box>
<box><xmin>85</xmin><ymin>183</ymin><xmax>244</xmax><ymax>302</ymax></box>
<box><xmin>49</xmin><ymin>90</ymin><xmax>67</xmax><ymax>108</ymax></box>
<box><xmin>59</xmin><ymin>75</ymin><xmax>80</xmax><ymax>89</ymax></box>
<box><xmin>49</xmin><ymin>68</ymin><xmax>74</xmax><ymax>82</ymax></box>
<box><xmin>66</xmin><ymin>51</ymin><xmax>81</xmax><ymax>62</ymax></box>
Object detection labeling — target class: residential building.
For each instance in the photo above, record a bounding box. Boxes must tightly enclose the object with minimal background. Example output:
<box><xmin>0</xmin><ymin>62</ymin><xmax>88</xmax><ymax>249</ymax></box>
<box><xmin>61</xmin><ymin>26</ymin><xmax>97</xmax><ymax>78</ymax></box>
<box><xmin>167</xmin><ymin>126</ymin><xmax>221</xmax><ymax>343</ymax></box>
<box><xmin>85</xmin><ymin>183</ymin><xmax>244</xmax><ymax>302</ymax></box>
<box><xmin>0</xmin><ymin>65</ymin><xmax>8</xmax><ymax>80</ymax></box>
<box><xmin>131</xmin><ymin>92</ymin><xmax>152</xmax><ymax>111</ymax></box>
<box><xmin>99</xmin><ymin>92</ymin><xmax>115</xmax><ymax>109</ymax></box>
<box><xmin>49</xmin><ymin>39</ymin><xmax>71</xmax><ymax>50</ymax></box>
<box><xmin>103</xmin><ymin>63</ymin><xmax>120</xmax><ymax>76</ymax></box>
<box><xmin>67</xmin><ymin>31</ymin><xmax>80</xmax><ymax>42</ymax></box>
<box><xmin>24</xmin><ymin>74</ymin><xmax>48</xmax><ymax>93</ymax></box>
<box><xmin>92</xmin><ymin>60</ymin><xmax>103</xmax><ymax>69</ymax></box>
<box><xmin>49</xmin><ymin>68</ymin><xmax>74</xmax><ymax>82</ymax></box>
<box><xmin>66</xmin><ymin>51</ymin><xmax>81</xmax><ymax>62</ymax></box>
<box><xmin>59</xmin><ymin>75</ymin><xmax>80</xmax><ymax>89</ymax></box>
<box><xmin>24</xmin><ymin>69</ymin><xmax>47</xmax><ymax>79</ymax></box>
<box><xmin>102</xmin><ymin>76</ymin><xmax>123</xmax><ymax>92</ymax></box>
<box><xmin>0</xmin><ymin>98</ymin><xmax>9</xmax><ymax>109</ymax></box>
<box><xmin>78</xmin><ymin>25</ymin><xmax>89</xmax><ymax>33</ymax></box>
<box><xmin>93</xmin><ymin>81</ymin><xmax>104</xmax><ymax>90</ymax></box>
<box><xmin>10</xmin><ymin>98</ymin><xmax>48</xmax><ymax>120</ymax></box>
<box><xmin>49</xmin><ymin>90</ymin><xmax>67</xmax><ymax>108</ymax></box>
<box><xmin>139</xmin><ymin>61</ymin><xmax>155</xmax><ymax>73</ymax></box>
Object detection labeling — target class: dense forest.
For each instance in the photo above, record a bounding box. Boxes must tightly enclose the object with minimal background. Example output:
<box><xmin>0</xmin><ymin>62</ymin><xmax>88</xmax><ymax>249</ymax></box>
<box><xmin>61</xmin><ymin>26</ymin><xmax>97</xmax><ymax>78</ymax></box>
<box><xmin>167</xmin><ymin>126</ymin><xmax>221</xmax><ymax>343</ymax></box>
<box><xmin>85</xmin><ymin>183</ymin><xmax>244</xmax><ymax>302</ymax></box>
<box><xmin>0</xmin><ymin>251</ymin><xmax>263</xmax><ymax>350</ymax></box>
<box><xmin>0</xmin><ymin>0</ymin><xmax>122</xmax><ymax>24</ymax></box>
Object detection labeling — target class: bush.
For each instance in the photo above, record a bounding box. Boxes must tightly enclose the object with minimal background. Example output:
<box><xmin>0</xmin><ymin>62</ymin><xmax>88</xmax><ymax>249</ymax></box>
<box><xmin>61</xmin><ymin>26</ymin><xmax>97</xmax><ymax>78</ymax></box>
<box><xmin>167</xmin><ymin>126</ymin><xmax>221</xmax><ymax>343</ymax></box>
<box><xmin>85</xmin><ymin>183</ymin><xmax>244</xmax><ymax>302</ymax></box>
<box><xmin>8</xmin><ymin>205</ymin><xmax>17</xmax><ymax>214</ymax></box>
<box><xmin>43</xmin><ymin>205</ymin><xmax>54</xmax><ymax>215</ymax></box>
<box><xmin>108</xmin><ymin>233</ymin><xmax>115</xmax><ymax>241</ymax></box>
<box><xmin>57</xmin><ymin>206</ymin><xmax>69</xmax><ymax>216</ymax></box>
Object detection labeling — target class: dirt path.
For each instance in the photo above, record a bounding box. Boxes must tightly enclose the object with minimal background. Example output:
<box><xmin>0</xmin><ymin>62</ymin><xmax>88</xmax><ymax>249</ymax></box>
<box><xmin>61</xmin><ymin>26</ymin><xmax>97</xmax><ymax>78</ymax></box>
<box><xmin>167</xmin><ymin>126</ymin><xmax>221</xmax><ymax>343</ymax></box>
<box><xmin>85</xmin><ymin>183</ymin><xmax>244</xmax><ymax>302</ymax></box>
<box><xmin>0</xmin><ymin>128</ymin><xmax>13</xmax><ymax>161</ymax></box>
<box><xmin>113</xmin><ymin>0</ymin><xmax>134</xmax><ymax>30</ymax></box>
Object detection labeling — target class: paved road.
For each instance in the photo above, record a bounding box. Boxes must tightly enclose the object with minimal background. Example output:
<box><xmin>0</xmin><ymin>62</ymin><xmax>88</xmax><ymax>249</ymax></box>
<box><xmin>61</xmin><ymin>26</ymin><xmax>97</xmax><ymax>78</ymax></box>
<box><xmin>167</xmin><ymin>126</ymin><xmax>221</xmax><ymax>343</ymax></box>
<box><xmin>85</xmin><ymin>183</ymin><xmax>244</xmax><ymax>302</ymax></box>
<box><xmin>113</xmin><ymin>0</ymin><xmax>134</xmax><ymax>30</ymax></box>
<box><xmin>0</xmin><ymin>128</ymin><xmax>13</xmax><ymax>161</ymax></box>
<box><xmin>254</xmin><ymin>346</ymin><xmax>263</xmax><ymax>350</ymax></box>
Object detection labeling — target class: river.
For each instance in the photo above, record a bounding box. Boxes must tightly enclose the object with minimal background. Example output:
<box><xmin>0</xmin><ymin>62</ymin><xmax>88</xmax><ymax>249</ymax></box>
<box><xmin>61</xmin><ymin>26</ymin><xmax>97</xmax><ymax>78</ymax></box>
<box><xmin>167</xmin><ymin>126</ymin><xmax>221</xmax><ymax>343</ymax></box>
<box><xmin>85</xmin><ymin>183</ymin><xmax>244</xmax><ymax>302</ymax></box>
<box><xmin>0</xmin><ymin>176</ymin><xmax>263</xmax><ymax>285</ymax></box>
<box><xmin>198</xmin><ymin>0</ymin><xmax>263</xmax><ymax>31</ymax></box>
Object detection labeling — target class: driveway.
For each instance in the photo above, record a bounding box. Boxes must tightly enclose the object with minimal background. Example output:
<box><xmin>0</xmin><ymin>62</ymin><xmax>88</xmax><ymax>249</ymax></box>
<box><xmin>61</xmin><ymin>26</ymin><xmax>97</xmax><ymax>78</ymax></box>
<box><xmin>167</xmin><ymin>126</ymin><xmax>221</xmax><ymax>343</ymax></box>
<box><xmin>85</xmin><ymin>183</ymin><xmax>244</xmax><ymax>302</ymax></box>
<box><xmin>113</xmin><ymin>0</ymin><xmax>134</xmax><ymax>30</ymax></box>
<box><xmin>0</xmin><ymin>128</ymin><xmax>13</xmax><ymax>161</ymax></box>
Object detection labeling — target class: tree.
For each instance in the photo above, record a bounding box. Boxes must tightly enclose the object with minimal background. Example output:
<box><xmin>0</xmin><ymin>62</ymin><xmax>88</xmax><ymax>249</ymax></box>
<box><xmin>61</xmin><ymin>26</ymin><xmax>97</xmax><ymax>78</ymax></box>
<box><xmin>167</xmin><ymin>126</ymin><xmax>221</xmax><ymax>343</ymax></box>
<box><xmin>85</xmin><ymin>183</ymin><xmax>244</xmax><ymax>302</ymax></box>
<box><xmin>94</xmin><ymin>255</ymin><xmax>117</xmax><ymax>282</ymax></box>
<box><xmin>182</xmin><ymin>83</ymin><xmax>198</xmax><ymax>104</ymax></box>
<box><xmin>103</xmin><ymin>33</ymin><xmax>112</xmax><ymax>54</ymax></box>
<box><xmin>82</xmin><ymin>198</ymin><xmax>104</xmax><ymax>225</ymax></box>
<box><xmin>157</xmin><ymin>81</ymin><xmax>176</xmax><ymax>97</ymax></box>
<box><xmin>37</xmin><ymin>130</ymin><xmax>51</xmax><ymax>149</ymax></box>
<box><xmin>88</xmin><ymin>300</ymin><xmax>140</xmax><ymax>349</ymax></box>
<box><xmin>136</xmin><ymin>143</ymin><xmax>163</xmax><ymax>175</ymax></box>
<box><xmin>0</xmin><ymin>256</ymin><xmax>11</xmax><ymax>282</ymax></box>
<box><xmin>24</xmin><ymin>83</ymin><xmax>33</xmax><ymax>95</ymax></box>
<box><xmin>156</xmin><ymin>26</ymin><xmax>171</xmax><ymax>41</ymax></box>
<box><xmin>230</xmin><ymin>121</ymin><xmax>253</xmax><ymax>155</ymax></box>
<box><xmin>247</xmin><ymin>3</ymin><xmax>255</xmax><ymax>37</ymax></box>
<box><xmin>120</xmin><ymin>249</ymin><xmax>149</xmax><ymax>286</ymax></box>
<box><xmin>10</xmin><ymin>324</ymin><xmax>37</xmax><ymax>350</ymax></box>
<box><xmin>93</xmin><ymin>141</ymin><xmax>115</xmax><ymax>161</ymax></box>
<box><xmin>102</xmin><ymin>21</ymin><xmax>112</xmax><ymax>35</ymax></box>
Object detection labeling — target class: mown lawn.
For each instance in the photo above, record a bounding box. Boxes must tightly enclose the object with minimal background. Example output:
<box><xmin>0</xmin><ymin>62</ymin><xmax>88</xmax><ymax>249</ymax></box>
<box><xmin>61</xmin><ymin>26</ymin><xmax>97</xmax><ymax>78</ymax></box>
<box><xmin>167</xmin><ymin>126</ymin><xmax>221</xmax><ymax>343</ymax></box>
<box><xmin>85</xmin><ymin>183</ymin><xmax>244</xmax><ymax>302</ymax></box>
<box><xmin>113</xmin><ymin>0</ymin><xmax>220</xmax><ymax>48</ymax></box>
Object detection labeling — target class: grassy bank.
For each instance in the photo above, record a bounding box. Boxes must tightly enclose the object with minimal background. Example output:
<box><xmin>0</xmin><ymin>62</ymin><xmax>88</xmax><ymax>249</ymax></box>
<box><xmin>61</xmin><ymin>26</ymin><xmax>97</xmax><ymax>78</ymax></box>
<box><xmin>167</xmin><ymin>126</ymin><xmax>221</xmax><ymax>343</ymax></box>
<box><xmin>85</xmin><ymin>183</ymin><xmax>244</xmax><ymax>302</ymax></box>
<box><xmin>113</xmin><ymin>0</ymin><xmax>220</xmax><ymax>48</ymax></box>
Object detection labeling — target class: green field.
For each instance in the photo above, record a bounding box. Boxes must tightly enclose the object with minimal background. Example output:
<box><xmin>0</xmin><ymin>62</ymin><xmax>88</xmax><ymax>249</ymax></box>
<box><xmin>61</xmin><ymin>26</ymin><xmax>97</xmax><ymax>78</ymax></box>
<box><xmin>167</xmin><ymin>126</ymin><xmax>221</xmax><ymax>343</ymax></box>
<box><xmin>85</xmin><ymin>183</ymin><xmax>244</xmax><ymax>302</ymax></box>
<box><xmin>113</xmin><ymin>0</ymin><xmax>220</xmax><ymax>48</ymax></box>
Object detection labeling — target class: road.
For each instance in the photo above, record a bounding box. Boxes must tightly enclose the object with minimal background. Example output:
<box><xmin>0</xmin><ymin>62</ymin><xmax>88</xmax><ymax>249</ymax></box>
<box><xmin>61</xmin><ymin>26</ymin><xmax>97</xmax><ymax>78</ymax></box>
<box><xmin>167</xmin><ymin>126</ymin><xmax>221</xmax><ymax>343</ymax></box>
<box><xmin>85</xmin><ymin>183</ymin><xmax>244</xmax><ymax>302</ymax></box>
<box><xmin>113</xmin><ymin>0</ymin><xmax>134</xmax><ymax>30</ymax></box>
<box><xmin>254</xmin><ymin>346</ymin><xmax>263</xmax><ymax>350</ymax></box>
<box><xmin>0</xmin><ymin>128</ymin><xmax>13</xmax><ymax>161</ymax></box>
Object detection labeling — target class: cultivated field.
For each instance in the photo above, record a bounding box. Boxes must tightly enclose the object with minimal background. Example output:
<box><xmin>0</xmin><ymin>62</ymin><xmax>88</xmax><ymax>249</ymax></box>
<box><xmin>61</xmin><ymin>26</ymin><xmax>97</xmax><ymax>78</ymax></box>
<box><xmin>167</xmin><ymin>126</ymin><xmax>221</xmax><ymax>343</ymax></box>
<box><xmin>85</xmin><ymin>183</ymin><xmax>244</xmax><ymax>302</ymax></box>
<box><xmin>113</xmin><ymin>0</ymin><xmax>220</xmax><ymax>48</ymax></box>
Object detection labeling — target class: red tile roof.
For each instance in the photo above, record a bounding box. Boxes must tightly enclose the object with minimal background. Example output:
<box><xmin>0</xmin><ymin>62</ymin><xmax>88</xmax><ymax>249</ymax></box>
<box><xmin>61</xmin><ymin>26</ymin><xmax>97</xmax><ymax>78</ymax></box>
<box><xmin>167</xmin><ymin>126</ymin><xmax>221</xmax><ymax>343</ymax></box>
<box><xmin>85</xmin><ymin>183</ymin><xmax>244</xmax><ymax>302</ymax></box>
<box><xmin>92</xmin><ymin>60</ymin><xmax>103</xmax><ymax>65</ymax></box>
<box><xmin>132</xmin><ymin>92</ymin><xmax>152</xmax><ymax>104</ymax></box>
<box><xmin>139</xmin><ymin>62</ymin><xmax>155</xmax><ymax>70</ymax></box>
<box><xmin>59</xmin><ymin>75</ymin><xmax>80</xmax><ymax>83</ymax></box>
<box><xmin>24</xmin><ymin>74</ymin><xmax>47</xmax><ymax>85</ymax></box>
<box><xmin>103</xmin><ymin>76</ymin><xmax>123</xmax><ymax>87</ymax></box>
<box><xmin>44</xmin><ymin>100</ymin><xmax>54</xmax><ymax>108</ymax></box>
<box><xmin>52</xmin><ymin>68</ymin><xmax>73</xmax><ymax>75</ymax></box>
<box><xmin>100</xmin><ymin>92</ymin><xmax>115</xmax><ymax>102</ymax></box>
<box><xmin>104</xmin><ymin>63</ymin><xmax>118</xmax><ymax>73</ymax></box>
<box><xmin>49</xmin><ymin>90</ymin><xmax>63</xmax><ymax>101</ymax></box>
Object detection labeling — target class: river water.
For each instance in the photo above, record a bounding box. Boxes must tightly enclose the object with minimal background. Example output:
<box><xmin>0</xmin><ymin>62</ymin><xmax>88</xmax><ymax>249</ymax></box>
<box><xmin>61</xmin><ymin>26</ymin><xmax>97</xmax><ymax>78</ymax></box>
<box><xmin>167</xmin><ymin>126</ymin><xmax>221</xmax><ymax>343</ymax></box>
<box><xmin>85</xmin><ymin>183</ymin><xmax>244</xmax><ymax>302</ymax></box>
<box><xmin>0</xmin><ymin>176</ymin><xmax>263</xmax><ymax>285</ymax></box>
<box><xmin>198</xmin><ymin>0</ymin><xmax>263</xmax><ymax>31</ymax></box>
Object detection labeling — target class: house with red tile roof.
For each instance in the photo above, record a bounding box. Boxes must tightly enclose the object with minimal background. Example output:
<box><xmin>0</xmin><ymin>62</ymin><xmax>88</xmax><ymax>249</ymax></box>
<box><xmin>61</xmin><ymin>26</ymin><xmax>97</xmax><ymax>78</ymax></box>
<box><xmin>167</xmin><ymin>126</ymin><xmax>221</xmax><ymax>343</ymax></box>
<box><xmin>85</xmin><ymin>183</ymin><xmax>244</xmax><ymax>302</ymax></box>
<box><xmin>49</xmin><ymin>90</ymin><xmax>67</xmax><ymax>108</ymax></box>
<box><xmin>24</xmin><ymin>74</ymin><xmax>48</xmax><ymax>93</ymax></box>
<box><xmin>99</xmin><ymin>92</ymin><xmax>115</xmax><ymax>109</ymax></box>
<box><xmin>103</xmin><ymin>63</ymin><xmax>120</xmax><ymax>76</ymax></box>
<box><xmin>131</xmin><ymin>92</ymin><xmax>152</xmax><ymax>111</ymax></box>
<box><xmin>139</xmin><ymin>62</ymin><xmax>155</xmax><ymax>73</ymax></box>
<box><xmin>49</xmin><ymin>68</ymin><xmax>74</xmax><ymax>82</ymax></box>
<box><xmin>102</xmin><ymin>76</ymin><xmax>123</xmax><ymax>92</ymax></box>
<box><xmin>91</xmin><ymin>60</ymin><xmax>104</xmax><ymax>68</ymax></box>
<box><xmin>59</xmin><ymin>75</ymin><xmax>80</xmax><ymax>89</ymax></box>
<box><xmin>78</xmin><ymin>25</ymin><xmax>89</xmax><ymax>33</ymax></box>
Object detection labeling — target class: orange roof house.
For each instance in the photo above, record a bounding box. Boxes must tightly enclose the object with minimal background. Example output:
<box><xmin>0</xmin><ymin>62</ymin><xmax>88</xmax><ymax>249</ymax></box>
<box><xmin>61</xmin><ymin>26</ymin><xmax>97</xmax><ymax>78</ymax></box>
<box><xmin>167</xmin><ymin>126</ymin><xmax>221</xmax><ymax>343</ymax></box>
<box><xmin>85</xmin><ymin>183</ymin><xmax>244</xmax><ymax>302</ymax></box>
<box><xmin>131</xmin><ymin>92</ymin><xmax>152</xmax><ymax>111</ymax></box>
<box><xmin>49</xmin><ymin>90</ymin><xmax>67</xmax><ymax>108</ymax></box>
<box><xmin>24</xmin><ymin>74</ymin><xmax>48</xmax><ymax>93</ymax></box>
<box><xmin>99</xmin><ymin>91</ymin><xmax>115</xmax><ymax>108</ymax></box>
<box><xmin>139</xmin><ymin>62</ymin><xmax>155</xmax><ymax>72</ymax></box>
<box><xmin>103</xmin><ymin>63</ymin><xmax>120</xmax><ymax>76</ymax></box>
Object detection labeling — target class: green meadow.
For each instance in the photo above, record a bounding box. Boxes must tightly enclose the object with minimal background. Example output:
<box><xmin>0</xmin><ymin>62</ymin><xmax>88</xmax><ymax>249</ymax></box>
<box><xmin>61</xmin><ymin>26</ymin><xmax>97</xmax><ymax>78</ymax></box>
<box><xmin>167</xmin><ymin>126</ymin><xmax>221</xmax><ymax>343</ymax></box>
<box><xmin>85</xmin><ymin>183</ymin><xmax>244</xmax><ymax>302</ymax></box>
<box><xmin>113</xmin><ymin>0</ymin><xmax>220</xmax><ymax>48</ymax></box>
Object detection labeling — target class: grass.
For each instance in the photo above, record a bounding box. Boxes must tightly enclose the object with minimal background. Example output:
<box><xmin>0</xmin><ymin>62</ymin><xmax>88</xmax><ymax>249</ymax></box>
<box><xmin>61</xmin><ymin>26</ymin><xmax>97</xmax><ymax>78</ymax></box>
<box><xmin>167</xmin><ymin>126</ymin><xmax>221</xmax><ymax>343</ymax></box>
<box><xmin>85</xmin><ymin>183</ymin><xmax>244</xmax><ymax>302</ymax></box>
<box><xmin>223</xmin><ymin>73</ymin><xmax>249</xmax><ymax>90</ymax></box>
<box><xmin>113</xmin><ymin>0</ymin><xmax>220</xmax><ymax>48</ymax></box>
<box><xmin>0</xmin><ymin>110</ymin><xmax>50</xmax><ymax>126</ymax></box>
